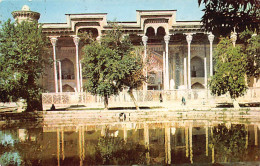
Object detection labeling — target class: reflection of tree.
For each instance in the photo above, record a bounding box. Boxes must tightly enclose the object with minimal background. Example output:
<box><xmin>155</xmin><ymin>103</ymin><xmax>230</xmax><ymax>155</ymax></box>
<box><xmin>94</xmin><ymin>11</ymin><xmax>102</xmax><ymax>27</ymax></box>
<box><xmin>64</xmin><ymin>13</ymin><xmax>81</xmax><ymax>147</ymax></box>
<box><xmin>0</xmin><ymin>130</ymin><xmax>22</xmax><ymax>165</ymax></box>
<box><xmin>0</xmin><ymin>129</ymin><xmax>43</xmax><ymax>166</ymax></box>
<box><xmin>95</xmin><ymin>135</ymin><xmax>148</xmax><ymax>165</ymax></box>
<box><xmin>211</xmin><ymin>124</ymin><xmax>247</xmax><ymax>162</ymax></box>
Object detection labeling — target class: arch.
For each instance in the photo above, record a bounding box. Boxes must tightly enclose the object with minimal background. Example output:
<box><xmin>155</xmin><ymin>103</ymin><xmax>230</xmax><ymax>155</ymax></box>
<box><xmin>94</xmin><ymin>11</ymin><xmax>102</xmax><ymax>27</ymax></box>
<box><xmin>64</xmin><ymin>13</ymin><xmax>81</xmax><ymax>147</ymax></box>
<box><xmin>78</xmin><ymin>28</ymin><xmax>99</xmax><ymax>39</ymax></box>
<box><xmin>62</xmin><ymin>84</ymin><xmax>75</xmax><ymax>92</ymax></box>
<box><xmin>61</xmin><ymin>58</ymin><xmax>74</xmax><ymax>80</ymax></box>
<box><xmin>191</xmin><ymin>82</ymin><xmax>204</xmax><ymax>89</ymax></box>
<box><xmin>191</xmin><ymin>56</ymin><xmax>204</xmax><ymax>77</ymax></box>
<box><xmin>157</xmin><ymin>27</ymin><xmax>166</xmax><ymax>36</ymax></box>
<box><xmin>145</xmin><ymin>27</ymin><xmax>155</xmax><ymax>37</ymax></box>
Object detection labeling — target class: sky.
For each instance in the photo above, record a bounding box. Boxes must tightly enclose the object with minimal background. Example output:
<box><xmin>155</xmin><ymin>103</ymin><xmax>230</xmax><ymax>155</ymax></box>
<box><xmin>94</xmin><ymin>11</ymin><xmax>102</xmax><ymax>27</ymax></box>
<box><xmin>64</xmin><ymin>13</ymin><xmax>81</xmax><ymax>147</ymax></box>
<box><xmin>0</xmin><ymin>0</ymin><xmax>204</xmax><ymax>24</ymax></box>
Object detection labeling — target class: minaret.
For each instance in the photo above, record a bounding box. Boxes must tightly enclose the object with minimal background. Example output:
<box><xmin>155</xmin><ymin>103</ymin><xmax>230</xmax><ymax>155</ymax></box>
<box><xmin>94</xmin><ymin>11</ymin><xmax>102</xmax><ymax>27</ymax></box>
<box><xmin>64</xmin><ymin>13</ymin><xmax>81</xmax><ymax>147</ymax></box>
<box><xmin>12</xmin><ymin>5</ymin><xmax>40</xmax><ymax>23</ymax></box>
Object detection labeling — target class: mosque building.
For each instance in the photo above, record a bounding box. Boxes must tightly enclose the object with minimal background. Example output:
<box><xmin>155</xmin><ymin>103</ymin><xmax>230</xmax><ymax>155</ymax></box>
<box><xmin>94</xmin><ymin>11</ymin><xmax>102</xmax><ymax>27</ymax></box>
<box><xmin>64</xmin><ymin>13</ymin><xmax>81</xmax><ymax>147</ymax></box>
<box><xmin>12</xmin><ymin>5</ymin><xmax>259</xmax><ymax>93</ymax></box>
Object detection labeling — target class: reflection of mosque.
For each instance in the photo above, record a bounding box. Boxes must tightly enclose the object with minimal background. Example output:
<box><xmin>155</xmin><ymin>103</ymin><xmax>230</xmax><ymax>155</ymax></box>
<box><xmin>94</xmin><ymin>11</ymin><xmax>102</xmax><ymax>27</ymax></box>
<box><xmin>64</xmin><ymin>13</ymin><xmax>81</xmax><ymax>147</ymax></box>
<box><xmin>12</xmin><ymin>120</ymin><xmax>259</xmax><ymax>165</ymax></box>
<box><xmin>12</xmin><ymin>6</ymin><xmax>260</xmax><ymax>93</ymax></box>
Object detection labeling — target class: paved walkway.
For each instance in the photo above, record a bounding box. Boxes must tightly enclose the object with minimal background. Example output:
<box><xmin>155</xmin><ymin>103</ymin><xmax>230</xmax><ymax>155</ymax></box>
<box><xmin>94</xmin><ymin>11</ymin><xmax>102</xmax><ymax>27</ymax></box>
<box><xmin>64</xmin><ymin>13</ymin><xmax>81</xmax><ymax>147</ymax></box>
<box><xmin>1</xmin><ymin>100</ymin><xmax>260</xmax><ymax>113</ymax></box>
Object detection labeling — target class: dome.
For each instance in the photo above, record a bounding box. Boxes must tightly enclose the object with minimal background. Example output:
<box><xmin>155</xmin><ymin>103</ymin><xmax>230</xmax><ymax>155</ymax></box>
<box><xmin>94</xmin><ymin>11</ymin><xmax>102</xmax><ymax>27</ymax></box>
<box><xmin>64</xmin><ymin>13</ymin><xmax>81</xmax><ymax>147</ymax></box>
<box><xmin>21</xmin><ymin>5</ymin><xmax>30</xmax><ymax>11</ymax></box>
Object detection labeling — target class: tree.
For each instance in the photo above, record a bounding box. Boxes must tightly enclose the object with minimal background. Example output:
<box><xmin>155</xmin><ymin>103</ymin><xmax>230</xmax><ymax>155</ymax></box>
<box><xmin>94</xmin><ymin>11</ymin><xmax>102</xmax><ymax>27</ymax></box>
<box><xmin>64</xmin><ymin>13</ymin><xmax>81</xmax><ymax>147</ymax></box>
<box><xmin>81</xmin><ymin>25</ymin><xmax>145</xmax><ymax>110</ymax></box>
<box><xmin>209</xmin><ymin>37</ymin><xmax>247</xmax><ymax>108</ymax></box>
<box><xmin>0</xmin><ymin>19</ymin><xmax>48</xmax><ymax>111</ymax></box>
<box><xmin>247</xmin><ymin>34</ymin><xmax>260</xmax><ymax>79</ymax></box>
<box><xmin>119</xmin><ymin>50</ymin><xmax>145</xmax><ymax>111</ymax></box>
<box><xmin>198</xmin><ymin>0</ymin><xmax>260</xmax><ymax>35</ymax></box>
<box><xmin>240</xmin><ymin>30</ymin><xmax>260</xmax><ymax>80</ymax></box>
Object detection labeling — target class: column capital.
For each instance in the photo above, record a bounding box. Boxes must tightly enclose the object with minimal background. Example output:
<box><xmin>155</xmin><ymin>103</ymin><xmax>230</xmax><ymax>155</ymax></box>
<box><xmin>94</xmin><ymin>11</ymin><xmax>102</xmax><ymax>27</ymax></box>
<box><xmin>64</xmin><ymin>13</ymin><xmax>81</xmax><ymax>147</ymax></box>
<box><xmin>73</xmin><ymin>36</ymin><xmax>80</xmax><ymax>45</ymax></box>
<box><xmin>208</xmin><ymin>33</ymin><xmax>214</xmax><ymax>43</ymax></box>
<box><xmin>142</xmin><ymin>35</ymin><xmax>148</xmax><ymax>45</ymax></box>
<box><xmin>185</xmin><ymin>33</ymin><xmax>193</xmax><ymax>43</ymax></box>
<box><xmin>50</xmin><ymin>37</ymin><xmax>58</xmax><ymax>46</ymax></box>
<box><xmin>164</xmin><ymin>35</ymin><xmax>170</xmax><ymax>44</ymax></box>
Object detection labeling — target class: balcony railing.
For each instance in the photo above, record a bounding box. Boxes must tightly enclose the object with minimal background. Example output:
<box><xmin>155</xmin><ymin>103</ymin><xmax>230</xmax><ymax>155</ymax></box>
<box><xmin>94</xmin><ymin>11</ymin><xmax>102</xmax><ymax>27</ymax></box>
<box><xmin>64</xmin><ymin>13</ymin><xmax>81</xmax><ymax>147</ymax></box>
<box><xmin>42</xmin><ymin>88</ymin><xmax>260</xmax><ymax>108</ymax></box>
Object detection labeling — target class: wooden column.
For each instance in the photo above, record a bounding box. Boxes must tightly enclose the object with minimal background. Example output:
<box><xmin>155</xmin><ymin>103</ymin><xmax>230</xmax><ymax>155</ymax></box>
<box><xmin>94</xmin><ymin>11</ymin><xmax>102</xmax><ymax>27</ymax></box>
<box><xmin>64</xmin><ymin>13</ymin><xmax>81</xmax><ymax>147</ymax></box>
<box><xmin>50</xmin><ymin>37</ymin><xmax>58</xmax><ymax>93</ymax></box>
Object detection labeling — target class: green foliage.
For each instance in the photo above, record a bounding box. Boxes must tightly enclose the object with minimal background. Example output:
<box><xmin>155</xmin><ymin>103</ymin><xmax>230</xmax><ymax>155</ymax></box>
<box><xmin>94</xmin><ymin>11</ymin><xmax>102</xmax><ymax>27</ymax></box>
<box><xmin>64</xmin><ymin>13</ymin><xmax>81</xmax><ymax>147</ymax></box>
<box><xmin>96</xmin><ymin>135</ymin><xmax>147</xmax><ymax>165</ymax></box>
<box><xmin>211</xmin><ymin>124</ymin><xmax>247</xmax><ymax>162</ymax></box>
<box><xmin>240</xmin><ymin>31</ymin><xmax>260</xmax><ymax>77</ymax></box>
<box><xmin>82</xmin><ymin>41</ymin><xmax>120</xmax><ymax>97</ymax></box>
<box><xmin>0</xmin><ymin>19</ymin><xmax>49</xmax><ymax>111</ymax></box>
<box><xmin>209</xmin><ymin>37</ymin><xmax>248</xmax><ymax>99</ymax></box>
<box><xmin>120</xmin><ymin>48</ymin><xmax>145</xmax><ymax>91</ymax></box>
<box><xmin>81</xmin><ymin>24</ymin><xmax>145</xmax><ymax>109</ymax></box>
<box><xmin>199</xmin><ymin>0</ymin><xmax>259</xmax><ymax>35</ymax></box>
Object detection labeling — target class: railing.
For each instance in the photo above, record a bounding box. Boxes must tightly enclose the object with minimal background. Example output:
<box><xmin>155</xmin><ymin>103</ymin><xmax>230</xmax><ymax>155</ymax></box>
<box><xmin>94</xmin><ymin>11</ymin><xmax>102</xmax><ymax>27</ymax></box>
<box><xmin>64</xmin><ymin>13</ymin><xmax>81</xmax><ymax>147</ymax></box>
<box><xmin>42</xmin><ymin>88</ymin><xmax>260</xmax><ymax>107</ymax></box>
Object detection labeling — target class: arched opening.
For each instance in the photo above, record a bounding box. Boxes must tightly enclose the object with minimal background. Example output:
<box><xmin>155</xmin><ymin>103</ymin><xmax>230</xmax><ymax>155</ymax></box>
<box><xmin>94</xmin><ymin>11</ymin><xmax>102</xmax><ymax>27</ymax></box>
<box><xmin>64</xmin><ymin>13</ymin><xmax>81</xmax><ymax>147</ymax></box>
<box><xmin>191</xmin><ymin>56</ymin><xmax>204</xmax><ymax>77</ymax></box>
<box><xmin>78</xmin><ymin>28</ymin><xmax>99</xmax><ymax>40</ymax></box>
<box><xmin>145</xmin><ymin>27</ymin><xmax>155</xmax><ymax>37</ymax></box>
<box><xmin>61</xmin><ymin>58</ymin><xmax>74</xmax><ymax>80</ymax></box>
<box><xmin>191</xmin><ymin>82</ymin><xmax>204</xmax><ymax>89</ymax></box>
<box><xmin>157</xmin><ymin>27</ymin><xmax>166</xmax><ymax>37</ymax></box>
<box><xmin>62</xmin><ymin>84</ymin><xmax>75</xmax><ymax>92</ymax></box>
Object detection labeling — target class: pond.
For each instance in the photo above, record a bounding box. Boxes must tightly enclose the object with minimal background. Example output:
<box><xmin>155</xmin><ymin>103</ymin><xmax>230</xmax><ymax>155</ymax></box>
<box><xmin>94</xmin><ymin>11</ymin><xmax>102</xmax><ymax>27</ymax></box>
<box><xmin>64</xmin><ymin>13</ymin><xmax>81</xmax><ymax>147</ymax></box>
<box><xmin>0</xmin><ymin>118</ymin><xmax>260</xmax><ymax>165</ymax></box>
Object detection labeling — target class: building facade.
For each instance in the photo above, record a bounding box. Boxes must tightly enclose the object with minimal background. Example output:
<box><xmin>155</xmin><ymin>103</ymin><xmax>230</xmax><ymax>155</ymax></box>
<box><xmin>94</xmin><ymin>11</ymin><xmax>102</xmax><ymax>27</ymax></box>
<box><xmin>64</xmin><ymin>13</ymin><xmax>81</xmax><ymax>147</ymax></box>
<box><xmin>12</xmin><ymin>6</ymin><xmax>259</xmax><ymax>93</ymax></box>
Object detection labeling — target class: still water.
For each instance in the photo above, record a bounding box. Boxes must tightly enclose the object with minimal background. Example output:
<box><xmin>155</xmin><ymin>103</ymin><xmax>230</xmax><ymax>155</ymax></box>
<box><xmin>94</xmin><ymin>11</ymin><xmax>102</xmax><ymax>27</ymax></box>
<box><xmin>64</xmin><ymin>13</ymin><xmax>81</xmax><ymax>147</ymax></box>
<box><xmin>0</xmin><ymin>119</ymin><xmax>260</xmax><ymax>165</ymax></box>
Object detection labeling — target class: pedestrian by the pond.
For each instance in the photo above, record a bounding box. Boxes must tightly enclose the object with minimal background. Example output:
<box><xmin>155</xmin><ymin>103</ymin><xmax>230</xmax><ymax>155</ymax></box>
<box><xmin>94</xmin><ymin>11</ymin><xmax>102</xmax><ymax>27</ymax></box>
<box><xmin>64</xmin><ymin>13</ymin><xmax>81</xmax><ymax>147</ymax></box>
<box><xmin>181</xmin><ymin>96</ymin><xmax>186</xmax><ymax>105</ymax></box>
<box><xmin>159</xmin><ymin>93</ymin><xmax>163</xmax><ymax>103</ymax></box>
<box><xmin>50</xmin><ymin>104</ymin><xmax>56</xmax><ymax>111</ymax></box>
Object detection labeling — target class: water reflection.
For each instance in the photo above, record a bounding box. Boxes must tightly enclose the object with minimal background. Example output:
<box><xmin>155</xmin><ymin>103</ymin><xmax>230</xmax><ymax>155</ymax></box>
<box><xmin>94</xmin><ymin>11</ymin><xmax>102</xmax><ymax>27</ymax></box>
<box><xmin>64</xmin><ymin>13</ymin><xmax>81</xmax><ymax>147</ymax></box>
<box><xmin>0</xmin><ymin>120</ymin><xmax>260</xmax><ymax>165</ymax></box>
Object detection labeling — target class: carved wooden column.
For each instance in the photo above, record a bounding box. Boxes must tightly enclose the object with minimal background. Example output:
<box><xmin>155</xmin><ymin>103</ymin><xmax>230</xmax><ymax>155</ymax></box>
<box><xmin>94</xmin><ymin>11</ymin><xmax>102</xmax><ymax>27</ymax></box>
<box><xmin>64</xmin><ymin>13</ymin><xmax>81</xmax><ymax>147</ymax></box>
<box><xmin>204</xmin><ymin>57</ymin><xmax>207</xmax><ymax>88</ymax></box>
<box><xmin>184</xmin><ymin>57</ymin><xmax>187</xmax><ymax>89</ymax></box>
<box><xmin>208</xmin><ymin>33</ymin><xmax>214</xmax><ymax>76</ymax></box>
<box><xmin>142</xmin><ymin>35</ymin><xmax>148</xmax><ymax>91</ymax></box>
<box><xmin>80</xmin><ymin>60</ymin><xmax>83</xmax><ymax>92</ymax></box>
<box><xmin>163</xmin><ymin>52</ymin><xmax>166</xmax><ymax>90</ymax></box>
<box><xmin>73</xmin><ymin>36</ymin><xmax>80</xmax><ymax>92</ymax></box>
<box><xmin>186</xmin><ymin>33</ymin><xmax>193</xmax><ymax>89</ymax></box>
<box><xmin>164</xmin><ymin>35</ymin><xmax>170</xmax><ymax>90</ymax></box>
<box><xmin>50</xmin><ymin>37</ymin><xmax>58</xmax><ymax>93</ymax></box>
<box><xmin>58</xmin><ymin>60</ymin><xmax>62</xmax><ymax>93</ymax></box>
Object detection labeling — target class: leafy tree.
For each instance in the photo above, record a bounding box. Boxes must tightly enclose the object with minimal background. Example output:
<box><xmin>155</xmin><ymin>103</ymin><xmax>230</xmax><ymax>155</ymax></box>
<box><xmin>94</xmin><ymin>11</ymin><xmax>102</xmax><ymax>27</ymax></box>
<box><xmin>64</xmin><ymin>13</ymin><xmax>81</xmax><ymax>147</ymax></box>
<box><xmin>81</xmin><ymin>25</ymin><xmax>145</xmax><ymax>110</ymax></box>
<box><xmin>240</xmin><ymin>30</ymin><xmax>260</xmax><ymax>79</ymax></box>
<box><xmin>119</xmin><ymin>48</ymin><xmax>145</xmax><ymax>110</ymax></box>
<box><xmin>209</xmin><ymin>37</ymin><xmax>247</xmax><ymax>108</ymax></box>
<box><xmin>198</xmin><ymin>0</ymin><xmax>259</xmax><ymax>35</ymax></box>
<box><xmin>0</xmin><ymin>19</ymin><xmax>48</xmax><ymax>111</ymax></box>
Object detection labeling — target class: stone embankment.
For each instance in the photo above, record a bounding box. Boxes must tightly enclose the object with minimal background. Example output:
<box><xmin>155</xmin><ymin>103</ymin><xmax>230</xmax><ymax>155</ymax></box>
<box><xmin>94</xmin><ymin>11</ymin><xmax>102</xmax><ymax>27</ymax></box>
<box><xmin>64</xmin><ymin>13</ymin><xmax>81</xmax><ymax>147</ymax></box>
<box><xmin>41</xmin><ymin>108</ymin><xmax>260</xmax><ymax>129</ymax></box>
